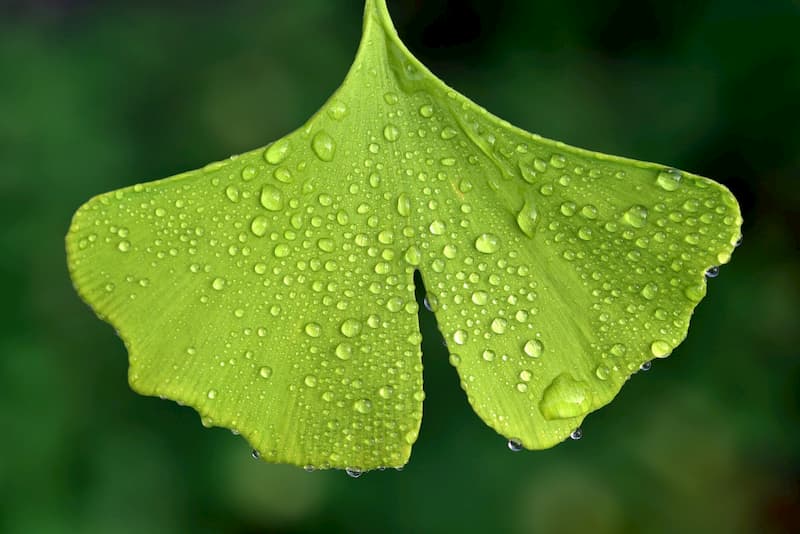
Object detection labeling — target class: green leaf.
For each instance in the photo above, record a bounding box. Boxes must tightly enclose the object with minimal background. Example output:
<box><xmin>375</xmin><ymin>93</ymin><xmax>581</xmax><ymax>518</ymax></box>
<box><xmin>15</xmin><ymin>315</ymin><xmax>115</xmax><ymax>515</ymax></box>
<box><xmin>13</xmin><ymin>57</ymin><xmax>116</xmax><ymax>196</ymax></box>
<box><xmin>66</xmin><ymin>0</ymin><xmax>742</xmax><ymax>471</ymax></box>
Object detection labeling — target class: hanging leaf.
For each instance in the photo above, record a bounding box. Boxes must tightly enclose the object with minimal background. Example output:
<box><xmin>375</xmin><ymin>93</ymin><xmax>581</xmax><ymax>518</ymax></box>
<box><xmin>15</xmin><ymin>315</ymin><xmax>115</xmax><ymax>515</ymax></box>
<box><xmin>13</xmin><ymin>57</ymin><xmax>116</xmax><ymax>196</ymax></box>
<box><xmin>66</xmin><ymin>0</ymin><xmax>742</xmax><ymax>472</ymax></box>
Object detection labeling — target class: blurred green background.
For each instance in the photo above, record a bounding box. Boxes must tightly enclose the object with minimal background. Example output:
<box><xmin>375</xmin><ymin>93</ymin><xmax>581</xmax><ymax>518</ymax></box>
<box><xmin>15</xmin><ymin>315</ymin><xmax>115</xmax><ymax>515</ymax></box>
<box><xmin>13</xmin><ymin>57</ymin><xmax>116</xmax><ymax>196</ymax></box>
<box><xmin>1</xmin><ymin>0</ymin><xmax>798</xmax><ymax>532</ymax></box>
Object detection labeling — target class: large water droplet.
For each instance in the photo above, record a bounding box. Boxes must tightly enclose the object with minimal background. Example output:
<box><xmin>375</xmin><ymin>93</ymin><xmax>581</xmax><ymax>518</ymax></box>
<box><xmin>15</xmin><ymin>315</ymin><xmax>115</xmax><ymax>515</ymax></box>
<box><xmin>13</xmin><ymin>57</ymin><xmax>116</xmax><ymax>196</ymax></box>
<box><xmin>250</xmin><ymin>216</ymin><xmax>269</xmax><ymax>237</ymax></box>
<box><xmin>517</xmin><ymin>200</ymin><xmax>539</xmax><ymax>238</ymax></box>
<box><xmin>305</xmin><ymin>322</ymin><xmax>322</xmax><ymax>338</ymax></box>
<box><xmin>650</xmin><ymin>340</ymin><xmax>671</xmax><ymax>358</ymax></box>
<box><xmin>353</xmin><ymin>399</ymin><xmax>372</xmax><ymax>414</ymax></box>
<box><xmin>335</xmin><ymin>343</ymin><xmax>353</xmax><ymax>361</ymax></box>
<box><xmin>211</xmin><ymin>278</ymin><xmax>226</xmax><ymax>291</ymax></box>
<box><xmin>340</xmin><ymin>319</ymin><xmax>362</xmax><ymax>338</ymax></box>
<box><xmin>383</xmin><ymin>124</ymin><xmax>400</xmax><ymax>142</ymax></box>
<box><xmin>265</xmin><ymin>139</ymin><xmax>291</xmax><ymax>165</ymax></box>
<box><xmin>397</xmin><ymin>194</ymin><xmax>411</xmax><ymax>216</ymax></box>
<box><xmin>523</xmin><ymin>339</ymin><xmax>543</xmax><ymax>358</ymax></box>
<box><xmin>475</xmin><ymin>233</ymin><xmax>500</xmax><ymax>254</ymax></box>
<box><xmin>656</xmin><ymin>168</ymin><xmax>682</xmax><ymax>191</ymax></box>
<box><xmin>539</xmin><ymin>373</ymin><xmax>592</xmax><ymax>420</ymax></box>
<box><xmin>260</xmin><ymin>185</ymin><xmax>284</xmax><ymax>211</ymax></box>
<box><xmin>312</xmin><ymin>131</ymin><xmax>336</xmax><ymax>161</ymax></box>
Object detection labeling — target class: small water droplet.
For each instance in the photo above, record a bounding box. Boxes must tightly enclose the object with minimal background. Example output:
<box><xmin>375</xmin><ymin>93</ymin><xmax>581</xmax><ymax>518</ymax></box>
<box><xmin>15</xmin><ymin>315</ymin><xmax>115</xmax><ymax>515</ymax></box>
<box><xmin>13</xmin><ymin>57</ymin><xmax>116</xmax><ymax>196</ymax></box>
<box><xmin>379</xmin><ymin>385</ymin><xmax>395</xmax><ymax>399</ymax></box>
<box><xmin>346</xmin><ymin>467</ymin><xmax>363</xmax><ymax>478</ymax></box>
<box><xmin>259</xmin><ymin>366</ymin><xmax>273</xmax><ymax>379</ymax></box>
<box><xmin>304</xmin><ymin>375</ymin><xmax>318</xmax><ymax>388</ymax></box>
<box><xmin>570</xmin><ymin>428</ymin><xmax>583</xmax><ymax>440</ymax></box>
<box><xmin>117</xmin><ymin>240</ymin><xmax>131</xmax><ymax>252</ymax></box>
<box><xmin>705</xmin><ymin>266</ymin><xmax>720</xmax><ymax>278</ymax></box>
<box><xmin>471</xmin><ymin>291</ymin><xmax>488</xmax><ymax>305</ymax></box>
<box><xmin>312</xmin><ymin>131</ymin><xmax>336</xmax><ymax>162</ymax></box>
<box><xmin>475</xmin><ymin>233</ymin><xmax>500</xmax><ymax>254</ymax></box>
<box><xmin>640</xmin><ymin>282</ymin><xmax>658</xmax><ymax>300</ymax></box>
<box><xmin>207</xmin><ymin>389</ymin><xmax>217</xmax><ymax>400</ymax></box>
<box><xmin>251</xmin><ymin>449</ymin><xmax>260</xmax><ymax>459</ymax></box>
<box><xmin>640</xmin><ymin>360</ymin><xmax>652</xmax><ymax>371</ymax></box>
<box><xmin>507</xmin><ymin>439</ymin><xmax>524</xmax><ymax>452</ymax></box>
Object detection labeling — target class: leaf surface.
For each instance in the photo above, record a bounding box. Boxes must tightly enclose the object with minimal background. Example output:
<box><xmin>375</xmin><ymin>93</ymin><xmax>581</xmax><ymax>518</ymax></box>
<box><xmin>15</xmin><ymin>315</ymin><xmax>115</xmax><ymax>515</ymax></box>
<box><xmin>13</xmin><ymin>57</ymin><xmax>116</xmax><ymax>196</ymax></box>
<box><xmin>66</xmin><ymin>0</ymin><xmax>742</xmax><ymax>471</ymax></box>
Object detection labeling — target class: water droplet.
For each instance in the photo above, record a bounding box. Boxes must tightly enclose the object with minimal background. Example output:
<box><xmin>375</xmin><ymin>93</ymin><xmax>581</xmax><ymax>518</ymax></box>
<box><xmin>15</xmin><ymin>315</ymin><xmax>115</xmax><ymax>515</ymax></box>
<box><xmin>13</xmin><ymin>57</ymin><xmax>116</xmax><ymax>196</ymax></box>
<box><xmin>524</xmin><ymin>339</ymin><xmax>543</xmax><ymax>358</ymax></box>
<box><xmin>260</xmin><ymin>185</ymin><xmax>284</xmax><ymax>211</ymax></box>
<box><xmin>570</xmin><ymin>428</ymin><xmax>583</xmax><ymax>440</ymax></box>
<box><xmin>471</xmin><ymin>291</ymin><xmax>488</xmax><ymax>305</ymax></box>
<box><xmin>345</xmin><ymin>467</ymin><xmax>363</xmax><ymax>478</ymax></box>
<box><xmin>207</xmin><ymin>389</ymin><xmax>217</xmax><ymax>400</ymax></box>
<box><xmin>383</xmin><ymin>92</ymin><xmax>399</xmax><ymax>105</ymax></box>
<box><xmin>560</xmin><ymin>202</ymin><xmax>576</xmax><ymax>217</ymax></box>
<box><xmin>578</xmin><ymin>227</ymin><xmax>593</xmax><ymax>241</ymax></box>
<box><xmin>595</xmin><ymin>364</ymin><xmax>610</xmax><ymax>380</ymax></box>
<box><xmin>328</xmin><ymin>100</ymin><xmax>348</xmax><ymax>120</ymax></box>
<box><xmin>507</xmin><ymin>439</ymin><xmax>524</xmax><ymax>452</ymax></box>
<box><xmin>340</xmin><ymin>319</ymin><xmax>362</xmax><ymax>338</ymax></box>
<box><xmin>265</xmin><ymin>139</ymin><xmax>291</xmax><ymax>165</ymax></box>
<box><xmin>622</xmin><ymin>205</ymin><xmax>648</xmax><ymax>228</ymax></box>
<box><xmin>305</xmin><ymin>322</ymin><xmax>322</xmax><ymax>338</ymax></box>
<box><xmin>640</xmin><ymin>282</ymin><xmax>658</xmax><ymax>300</ymax></box>
<box><xmin>304</xmin><ymin>375</ymin><xmax>318</xmax><ymax>388</ymax></box>
<box><xmin>734</xmin><ymin>234</ymin><xmax>743</xmax><ymax>247</ymax></box>
<box><xmin>251</xmin><ymin>449</ymin><xmax>260</xmax><ymax>459</ymax></box>
<box><xmin>312</xmin><ymin>131</ymin><xmax>336</xmax><ymax>162</ymax></box>
<box><xmin>640</xmin><ymin>360</ymin><xmax>652</xmax><ymax>371</ymax></box>
<box><xmin>429</xmin><ymin>220</ymin><xmax>446</xmax><ymax>235</ymax></box>
<box><xmin>490</xmin><ymin>318</ymin><xmax>507</xmax><ymax>334</ymax></box>
<box><xmin>404</xmin><ymin>245</ymin><xmax>421</xmax><ymax>266</ymax></box>
<box><xmin>250</xmin><ymin>216</ymin><xmax>269</xmax><ymax>237</ymax></box>
<box><xmin>335</xmin><ymin>343</ymin><xmax>353</xmax><ymax>361</ymax></box>
<box><xmin>397</xmin><ymin>194</ymin><xmax>411</xmax><ymax>216</ymax></box>
<box><xmin>379</xmin><ymin>385</ymin><xmax>395</xmax><ymax>399</ymax></box>
<box><xmin>482</xmin><ymin>349</ymin><xmax>496</xmax><ymax>362</ymax></box>
<box><xmin>656</xmin><ymin>168</ymin><xmax>682</xmax><ymax>191</ymax></box>
<box><xmin>383</xmin><ymin>124</ymin><xmax>400</xmax><ymax>142</ymax></box>
<box><xmin>419</xmin><ymin>104</ymin><xmax>434</xmax><ymax>117</ymax></box>
<box><xmin>517</xmin><ymin>200</ymin><xmax>539</xmax><ymax>238</ymax></box>
<box><xmin>274</xmin><ymin>166</ymin><xmax>292</xmax><ymax>183</ymax></box>
<box><xmin>705</xmin><ymin>266</ymin><xmax>720</xmax><ymax>278</ymax></box>
<box><xmin>440</xmin><ymin>127</ymin><xmax>458</xmax><ymax>140</ymax></box>
<box><xmin>259</xmin><ymin>366</ymin><xmax>272</xmax><ymax>379</ymax></box>
<box><xmin>650</xmin><ymin>340</ymin><xmax>671</xmax><ymax>358</ymax></box>
<box><xmin>453</xmin><ymin>329</ymin><xmax>468</xmax><ymax>345</ymax></box>
<box><xmin>353</xmin><ymin>399</ymin><xmax>372</xmax><ymax>414</ymax></box>
<box><xmin>117</xmin><ymin>240</ymin><xmax>131</xmax><ymax>252</ymax></box>
<box><xmin>539</xmin><ymin>374</ymin><xmax>592</xmax><ymax>420</ymax></box>
<box><xmin>211</xmin><ymin>278</ymin><xmax>226</xmax><ymax>291</ymax></box>
<box><xmin>475</xmin><ymin>233</ymin><xmax>500</xmax><ymax>254</ymax></box>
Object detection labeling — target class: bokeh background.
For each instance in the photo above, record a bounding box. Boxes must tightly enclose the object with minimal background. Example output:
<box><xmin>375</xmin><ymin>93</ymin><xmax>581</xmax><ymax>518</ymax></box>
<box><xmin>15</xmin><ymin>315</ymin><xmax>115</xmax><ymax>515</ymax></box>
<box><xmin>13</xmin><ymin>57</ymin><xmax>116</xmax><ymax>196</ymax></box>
<box><xmin>1</xmin><ymin>0</ymin><xmax>798</xmax><ymax>532</ymax></box>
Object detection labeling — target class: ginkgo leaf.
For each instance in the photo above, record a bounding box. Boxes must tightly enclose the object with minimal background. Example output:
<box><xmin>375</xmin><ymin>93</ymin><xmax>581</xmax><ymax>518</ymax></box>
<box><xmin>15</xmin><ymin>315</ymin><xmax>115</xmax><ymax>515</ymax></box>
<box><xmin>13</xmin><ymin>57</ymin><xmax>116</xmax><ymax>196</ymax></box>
<box><xmin>66</xmin><ymin>0</ymin><xmax>742</xmax><ymax>472</ymax></box>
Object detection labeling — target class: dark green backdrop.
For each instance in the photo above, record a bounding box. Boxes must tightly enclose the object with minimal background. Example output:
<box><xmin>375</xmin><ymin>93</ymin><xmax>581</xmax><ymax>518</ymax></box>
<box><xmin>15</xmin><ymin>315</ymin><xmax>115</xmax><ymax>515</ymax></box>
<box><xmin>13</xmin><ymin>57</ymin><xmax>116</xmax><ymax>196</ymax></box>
<box><xmin>1</xmin><ymin>1</ymin><xmax>798</xmax><ymax>532</ymax></box>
